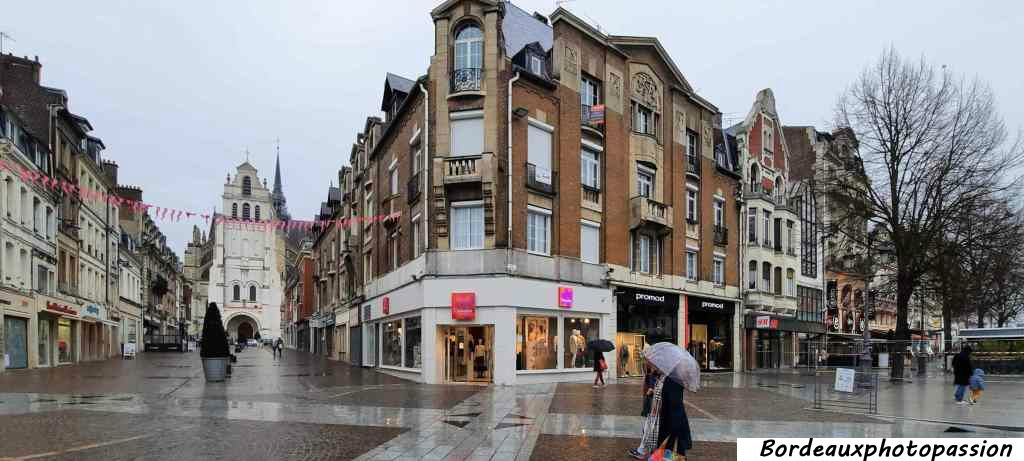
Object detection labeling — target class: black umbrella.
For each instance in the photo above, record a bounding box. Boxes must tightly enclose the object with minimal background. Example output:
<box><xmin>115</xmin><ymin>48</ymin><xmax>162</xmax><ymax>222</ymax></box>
<box><xmin>588</xmin><ymin>339</ymin><xmax>615</xmax><ymax>352</ymax></box>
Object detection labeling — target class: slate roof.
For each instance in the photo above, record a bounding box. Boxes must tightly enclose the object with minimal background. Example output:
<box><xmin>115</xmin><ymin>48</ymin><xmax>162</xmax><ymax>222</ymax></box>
<box><xmin>386</xmin><ymin>73</ymin><xmax>415</xmax><ymax>95</ymax></box>
<box><xmin>327</xmin><ymin>186</ymin><xmax>341</xmax><ymax>204</ymax></box>
<box><xmin>502</xmin><ymin>1</ymin><xmax>552</xmax><ymax>57</ymax></box>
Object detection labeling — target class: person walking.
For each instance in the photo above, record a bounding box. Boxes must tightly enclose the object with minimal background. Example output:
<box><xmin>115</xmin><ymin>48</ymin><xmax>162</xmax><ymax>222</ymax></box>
<box><xmin>593</xmin><ymin>349</ymin><xmax>607</xmax><ymax>388</ymax></box>
<box><xmin>968</xmin><ymin>368</ymin><xmax>986</xmax><ymax>405</ymax></box>
<box><xmin>637</xmin><ymin>368</ymin><xmax>693</xmax><ymax>459</ymax></box>
<box><xmin>952</xmin><ymin>346</ymin><xmax>973</xmax><ymax>404</ymax></box>
<box><xmin>629</xmin><ymin>363</ymin><xmax>661</xmax><ymax>459</ymax></box>
<box><xmin>274</xmin><ymin>337</ymin><xmax>284</xmax><ymax>360</ymax></box>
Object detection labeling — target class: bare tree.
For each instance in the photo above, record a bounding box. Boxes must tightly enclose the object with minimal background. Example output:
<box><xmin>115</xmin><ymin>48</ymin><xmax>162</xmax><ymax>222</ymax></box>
<box><xmin>826</xmin><ymin>47</ymin><xmax>1023</xmax><ymax>380</ymax></box>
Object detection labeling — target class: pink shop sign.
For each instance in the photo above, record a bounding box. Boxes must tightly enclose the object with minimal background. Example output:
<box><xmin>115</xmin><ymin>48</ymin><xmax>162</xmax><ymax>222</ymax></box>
<box><xmin>558</xmin><ymin>286</ymin><xmax>574</xmax><ymax>308</ymax></box>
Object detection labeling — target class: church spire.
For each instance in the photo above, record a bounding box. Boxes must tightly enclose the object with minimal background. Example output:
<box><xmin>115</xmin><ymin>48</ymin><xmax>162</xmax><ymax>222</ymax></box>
<box><xmin>273</xmin><ymin>139</ymin><xmax>283</xmax><ymax>195</ymax></box>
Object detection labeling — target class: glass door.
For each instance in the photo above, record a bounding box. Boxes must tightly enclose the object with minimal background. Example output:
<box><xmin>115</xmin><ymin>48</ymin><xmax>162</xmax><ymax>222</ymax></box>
<box><xmin>616</xmin><ymin>332</ymin><xmax>646</xmax><ymax>377</ymax></box>
<box><xmin>444</xmin><ymin>327</ymin><xmax>468</xmax><ymax>382</ymax></box>
<box><xmin>467</xmin><ymin>326</ymin><xmax>492</xmax><ymax>382</ymax></box>
<box><xmin>689</xmin><ymin>324</ymin><xmax>709</xmax><ymax>369</ymax></box>
<box><xmin>38</xmin><ymin>319</ymin><xmax>51</xmax><ymax>367</ymax></box>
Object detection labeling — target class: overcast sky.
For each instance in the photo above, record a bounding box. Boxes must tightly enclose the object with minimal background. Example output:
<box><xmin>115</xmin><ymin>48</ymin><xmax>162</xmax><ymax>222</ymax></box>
<box><xmin>5</xmin><ymin>0</ymin><xmax>1021</xmax><ymax>255</ymax></box>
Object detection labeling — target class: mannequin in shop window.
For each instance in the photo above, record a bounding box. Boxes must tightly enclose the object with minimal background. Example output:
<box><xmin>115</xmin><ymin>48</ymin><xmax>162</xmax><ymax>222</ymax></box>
<box><xmin>569</xmin><ymin>329</ymin><xmax>585</xmax><ymax>368</ymax></box>
<box><xmin>708</xmin><ymin>337</ymin><xmax>723</xmax><ymax>369</ymax></box>
<box><xmin>473</xmin><ymin>338</ymin><xmax>488</xmax><ymax>378</ymax></box>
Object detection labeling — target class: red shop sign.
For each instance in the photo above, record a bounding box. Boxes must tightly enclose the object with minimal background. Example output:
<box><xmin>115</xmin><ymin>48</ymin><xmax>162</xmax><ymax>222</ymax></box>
<box><xmin>47</xmin><ymin>302</ymin><xmax>78</xmax><ymax>316</ymax></box>
<box><xmin>382</xmin><ymin>296</ymin><xmax>390</xmax><ymax>315</ymax></box>
<box><xmin>451</xmin><ymin>292</ymin><xmax>476</xmax><ymax>321</ymax></box>
<box><xmin>558</xmin><ymin>286</ymin><xmax>574</xmax><ymax>308</ymax></box>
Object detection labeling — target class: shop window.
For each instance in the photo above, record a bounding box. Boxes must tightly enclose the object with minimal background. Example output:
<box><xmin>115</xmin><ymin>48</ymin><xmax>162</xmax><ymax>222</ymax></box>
<box><xmin>564</xmin><ymin>317</ymin><xmax>600</xmax><ymax>369</ymax></box>
<box><xmin>404</xmin><ymin>317</ymin><xmax>422</xmax><ymax>368</ymax></box>
<box><xmin>382</xmin><ymin>320</ymin><xmax>402</xmax><ymax>366</ymax></box>
<box><xmin>516</xmin><ymin>315</ymin><xmax>557</xmax><ymax>370</ymax></box>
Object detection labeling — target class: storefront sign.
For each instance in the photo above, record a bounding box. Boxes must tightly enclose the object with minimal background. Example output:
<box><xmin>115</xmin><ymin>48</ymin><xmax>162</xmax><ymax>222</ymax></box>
<box><xmin>619</xmin><ymin>288</ymin><xmax>679</xmax><ymax>309</ymax></box>
<box><xmin>382</xmin><ymin>296</ymin><xmax>390</xmax><ymax>315</ymax></box>
<box><xmin>688</xmin><ymin>295</ymin><xmax>735</xmax><ymax>314</ymax></box>
<box><xmin>47</xmin><ymin>302</ymin><xmax>78</xmax><ymax>316</ymax></box>
<box><xmin>451</xmin><ymin>292</ymin><xmax>476</xmax><ymax>321</ymax></box>
<box><xmin>755</xmin><ymin>316</ymin><xmax>779</xmax><ymax>330</ymax></box>
<box><xmin>558</xmin><ymin>286</ymin><xmax>573</xmax><ymax>308</ymax></box>
<box><xmin>834</xmin><ymin>368</ymin><xmax>856</xmax><ymax>393</ymax></box>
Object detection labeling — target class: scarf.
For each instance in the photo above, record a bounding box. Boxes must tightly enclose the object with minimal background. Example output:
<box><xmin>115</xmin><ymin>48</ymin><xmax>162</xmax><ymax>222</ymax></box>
<box><xmin>641</xmin><ymin>375</ymin><xmax>667</xmax><ymax>454</ymax></box>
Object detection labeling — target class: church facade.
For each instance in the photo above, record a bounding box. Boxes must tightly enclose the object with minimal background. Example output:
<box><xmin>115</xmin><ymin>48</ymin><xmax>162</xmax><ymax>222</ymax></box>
<box><xmin>205</xmin><ymin>161</ymin><xmax>285</xmax><ymax>342</ymax></box>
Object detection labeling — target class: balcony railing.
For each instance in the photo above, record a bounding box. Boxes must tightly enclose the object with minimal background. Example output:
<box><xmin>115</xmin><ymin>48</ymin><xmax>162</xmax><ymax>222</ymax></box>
<box><xmin>451</xmin><ymin>67</ymin><xmax>482</xmax><ymax>93</ymax></box>
<box><xmin>713</xmin><ymin>225</ymin><xmax>728</xmax><ymax>245</ymax></box>
<box><xmin>407</xmin><ymin>172</ymin><xmax>421</xmax><ymax>204</ymax></box>
<box><xmin>686</xmin><ymin>155</ymin><xmax>700</xmax><ymax>176</ymax></box>
<box><xmin>526</xmin><ymin>163</ymin><xmax>555</xmax><ymax>195</ymax></box>
<box><xmin>58</xmin><ymin>281</ymin><xmax>79</xmax><ymax>297</ymax></box>
<box><xmin>582</xmin><ymin>185</ymin><xmax>600</xmax><ymax>204</ymax></box>
<box><xmin>629</xmin><ymin>196</ymin><xmax>673</xmax><ymax>230</ymax></box>
<box><xmin>443</xmin><ymin>155</ymin><xmax>481</xmax><ymax>184</ymax></box>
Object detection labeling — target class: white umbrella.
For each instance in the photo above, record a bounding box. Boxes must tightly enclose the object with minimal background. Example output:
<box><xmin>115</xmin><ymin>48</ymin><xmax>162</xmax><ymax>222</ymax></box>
<box><xmin>643</xmin><ymin>342</ymin><xmax>701</xmax><ymax>392</ymax></box>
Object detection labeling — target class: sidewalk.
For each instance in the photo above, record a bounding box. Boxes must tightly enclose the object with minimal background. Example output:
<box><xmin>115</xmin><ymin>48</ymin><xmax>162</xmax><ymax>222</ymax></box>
<box><xmin>727</xmin><ymin>368</ymin><xmax>1024</xmax><ymax>430</ymax></box>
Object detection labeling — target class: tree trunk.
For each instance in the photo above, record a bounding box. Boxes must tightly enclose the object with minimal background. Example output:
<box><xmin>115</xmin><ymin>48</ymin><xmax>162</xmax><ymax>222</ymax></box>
<box><xmin>942</xmin><ymin>299</ymin><xmax>953</xmax><ymax>371</ymax></box>
<box><xmin>892</xmin><ymin>272</ymin><xmax>913</xmax><ymax>381</ymax></box>
<box><xmin>976</xmin><ymin>306</ymin><xmax>986</xmax><ymax>328</ymax></box>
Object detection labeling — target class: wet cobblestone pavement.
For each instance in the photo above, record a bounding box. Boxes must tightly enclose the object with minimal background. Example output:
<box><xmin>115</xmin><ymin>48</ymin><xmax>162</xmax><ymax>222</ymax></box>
<box><xmin>0</xmin><ymin>349</ymin><xmax>1017</xmax><ymax>460</ymax></box>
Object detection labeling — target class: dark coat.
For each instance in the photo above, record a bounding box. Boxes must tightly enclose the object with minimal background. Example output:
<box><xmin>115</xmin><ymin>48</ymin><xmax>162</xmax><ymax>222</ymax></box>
<box><xmin>593</xmin><ymin>350</ymin><xmax>604</xmax><ymax>372</ymax></box>
<box><xmin>952</xmin><ymin>350</ymin><xmax>973</xmax><ymax>385</ymax></box>
<box><xmin>656</xmin><ymin>378</ymin><xmax>693</xmax><ymax>454</ymax></box>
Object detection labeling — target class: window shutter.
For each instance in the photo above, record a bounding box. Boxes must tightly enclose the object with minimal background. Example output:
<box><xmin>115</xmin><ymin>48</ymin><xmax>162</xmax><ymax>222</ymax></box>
<box><xmin>450</xmin><ymin>116</ymin><xmax>484</xmax><ymax>156</ymax></box>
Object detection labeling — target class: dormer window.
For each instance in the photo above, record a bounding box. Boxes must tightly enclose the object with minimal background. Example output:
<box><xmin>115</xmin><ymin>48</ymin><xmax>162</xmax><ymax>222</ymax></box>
<box><xmin>529</xmin><ymin>54</ymin><xmax>544</xmax><ymax>76</ymax></box>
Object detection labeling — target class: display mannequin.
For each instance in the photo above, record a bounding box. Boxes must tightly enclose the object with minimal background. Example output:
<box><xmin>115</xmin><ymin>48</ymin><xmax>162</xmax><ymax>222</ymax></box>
<box><xmin>569</xmin><ymin>329</ymin><xmax>585</xmax><ymax>368</ymax></box>
<box><xmin>473</xmin><ymin>339</ymin><xmax>487</xmax><ymax>378</ymax></box>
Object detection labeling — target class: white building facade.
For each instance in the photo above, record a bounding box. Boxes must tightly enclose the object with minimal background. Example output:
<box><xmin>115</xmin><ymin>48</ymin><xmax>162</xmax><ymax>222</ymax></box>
<box><xmin>207</xmin><ymin>162</ymin><xmax>282</xmax><ymax>342</ymax></box>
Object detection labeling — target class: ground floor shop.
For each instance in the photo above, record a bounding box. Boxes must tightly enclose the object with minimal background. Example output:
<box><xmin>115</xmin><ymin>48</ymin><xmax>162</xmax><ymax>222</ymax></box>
<box><xmin>2</xmin><ymin>293</ymin><xmax>82</xmax><ymax>372</ymax></box>
<box><xmin>614</xmin><ymin>286</ymin><xmax>679</xmax><ymax>378</ymax></box>
<box><xmin>356</xmin><ymin>276</ymin><xmax>613</xmax><ymax>385</ymax></box>
<box><xmin>80</xmin><ymin>304</ymin><xmax>118</xmax><ymax>362</ymax></box>
<box><xmin>685</xmin><ymin>296</ymin><xmax>737</xmax><ymax>372</ymax></box>
<box><xmin>743</xmin><ymin>313</ymin><xmax>827</xmax><ymax>370</ymax></box>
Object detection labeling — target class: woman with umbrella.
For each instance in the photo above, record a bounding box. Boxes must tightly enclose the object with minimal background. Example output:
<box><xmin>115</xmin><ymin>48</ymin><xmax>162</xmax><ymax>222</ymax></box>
<box><xmin>630</xmin><ymin>342</ymin><xmax>697</xmax><ymax>460</ymax></box>
<box><xmin>588</xmin><ymin>339</ymin><xmax>614</xmax><ymax>388</ymax></box>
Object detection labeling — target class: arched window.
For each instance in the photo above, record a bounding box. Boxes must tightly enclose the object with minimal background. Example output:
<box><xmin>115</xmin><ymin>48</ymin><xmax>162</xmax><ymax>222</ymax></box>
<box><xmin>761</xmin><ymin>262</ymin><xmax>771</xmax><ymax>292</ymax></box>
<box><xmin>242</xmin><ymin>176</ymin><xmax>252</xmax><ymax>196</ymax></box>
<box><xmin>749</xmin><ymin>163</ymin><xmax>760</xmax><ymax>192</ymax></box>
<box><xmin>231</xmin><ymin>203</ymin><xmax>238</xmax><ymax>219</ymax></box>
<box><xmin>841</xmin><ymin>285</ymin><xmax>852</xmax><ymax>308</ymax></box>
<box><xmin>254</xmin><ymin>205</ymin><xmax>261</xmax><ymax>221</ymax></box>
<box><xmin>454</xmin><ymin>24</ymin><xmax>483</xmax><ymax>71</ymax></box>
<box><xmin>748</xmin><ymin>260</ymin><xmax>757</xmax><ymax>289</ymax></box>
<box><xmin>242</xmin><ymin>203</ymin><xmax>251</xmax><ymax>220</ymax></box>
<box><xmin>232</xmin><ymin>284</ymin><xmax>240</xmax><ymax>300</ymax></box>
<box><xmin>774</xmin><ymin>176</ymin><xmax>784</xmax><ymax>203</ymax></box>
<box><xmin>452</xmin><ymin>24</ymin><xmax>483</xmax><ymax>91</ymax></box>
<box><xmin>249</xmin><ymin>285</ymin><xmax>257</xmax><ymax>302</ymax></box>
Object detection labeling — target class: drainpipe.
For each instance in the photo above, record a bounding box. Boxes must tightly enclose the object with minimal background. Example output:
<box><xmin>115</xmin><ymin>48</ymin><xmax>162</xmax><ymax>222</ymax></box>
<box><xmin>507</xmin><ymin>72</ymin><xmax>521</xmax><ymax>273</ymax></box>
<box><xmin>419</xmin><ymin>82</ymin><xmax>429</xmax><ymax>259</ymax></box>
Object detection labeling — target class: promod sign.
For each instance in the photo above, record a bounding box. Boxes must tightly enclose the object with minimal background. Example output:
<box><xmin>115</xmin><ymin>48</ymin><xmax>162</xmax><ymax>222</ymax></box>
<box><xmin>451</xmin><ymin>292</ymin><xmax>476</xmax><ymax>321</ymax></box>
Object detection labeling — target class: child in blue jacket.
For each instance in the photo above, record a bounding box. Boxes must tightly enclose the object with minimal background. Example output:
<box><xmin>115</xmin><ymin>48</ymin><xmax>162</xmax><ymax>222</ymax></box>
<box><xmin>969</xmin><ymin>369</ymin><xmax>986</xmax><ymax>404</ymax></box>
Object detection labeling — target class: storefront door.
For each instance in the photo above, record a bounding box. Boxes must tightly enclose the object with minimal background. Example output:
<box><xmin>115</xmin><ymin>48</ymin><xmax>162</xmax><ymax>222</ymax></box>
<box><xmin>58</xmin><ymin>318</ymin><xmax>74</xmax><ymax>364</ymax></box>
<box><xmin>689</xmin><ymin>324</ymin><xmax>708</xmax><ymax>369</ymax></box>
<box><xmin>756</xmin><ymin>331</ymin><xmax>781</xmax><ymax>369</ymax></box>
<box><xmin>4</xmin><ymin>316</ymin><xmax>28</xmax><ymax>369</ymax></box>
<box><xmin>442</xmin><ymin>326</ymin><xmax>492</xmax><ymax>383</ymax></box>
<box><xmin>38</xmin><ymin>319</ymin><xmax>52</xmax><ymax>367</ymax></box>
<box><xmin>616</xmin><ymin>332</ymin><xmax>646</xmax><ymax>378</ymax></box>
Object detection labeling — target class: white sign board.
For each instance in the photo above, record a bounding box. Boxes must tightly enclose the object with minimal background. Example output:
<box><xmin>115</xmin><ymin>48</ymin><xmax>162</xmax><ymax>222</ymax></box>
<box><xmin>834</xmin><ymin>367</ymin><xmax>856</xmax><ymax>393</ymax></box>
<box><xmin>124</xmin><ymin>343</ymin><xmax>137</xmax><ymax>355</ymax></box>
<box><xmin>878</xmin><ymin>352</ymin><xmax>889</xmax><ymax>368</ymax></box>
<box><xmin>756</xmin><ymin>316</ymin><xmax>771</xmax><ymax>329</ymax></box>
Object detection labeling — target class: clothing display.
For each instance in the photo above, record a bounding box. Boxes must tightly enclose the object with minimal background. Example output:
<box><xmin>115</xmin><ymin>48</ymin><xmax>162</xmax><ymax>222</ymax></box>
<box><xmin>569</xmin><ymin>329</ymin><xmax>585</xmax><ymax>368</ymax></box>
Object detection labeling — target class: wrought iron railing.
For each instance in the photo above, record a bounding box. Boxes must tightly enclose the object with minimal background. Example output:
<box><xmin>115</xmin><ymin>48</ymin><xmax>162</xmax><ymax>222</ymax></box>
<box><xmin>687</xmin><ymin>155</ymin><xmax>700</xmax><ymax>176</ymax></box>
<box><xmin>713</xmin><ymin>225</ymin><xmax>728</xmax><ymax>245</ymax></box>
<box><xmin>526</xmin><ymin>163</ymin><xmax>555</xmax><ymax>194</ymax></box>
<box><xmin>407</xmin><ymin>172</ymin><xmax>421</xmax><ymax>204</ymax></box>
<box><xmin>451</xmin><ymin>68</ymin><xmax>482</xmax><ymax>93</ymax></box>
<box><xmin>582</xmin><ymin>185</ymin><xmax>600</xmax><ymax>204</ymax></box>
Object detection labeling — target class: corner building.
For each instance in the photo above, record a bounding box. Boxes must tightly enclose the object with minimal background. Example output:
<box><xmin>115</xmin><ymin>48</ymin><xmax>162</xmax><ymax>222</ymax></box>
<box><xmin>329</xmin><ymin>0</ymin><xmax>742</xmax><ymax>385</ymax></box>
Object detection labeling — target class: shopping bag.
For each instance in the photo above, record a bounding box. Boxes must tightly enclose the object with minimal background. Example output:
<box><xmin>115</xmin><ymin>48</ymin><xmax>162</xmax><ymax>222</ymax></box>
<box><xmin>599</xmin><ymin>358</ymin><xmax>608</xmax><ymax>371</ymax></box>
<box><xmin>648</xmin><ymin>439</ymin><xmax>680</xmax><ymax>461</ymax></box>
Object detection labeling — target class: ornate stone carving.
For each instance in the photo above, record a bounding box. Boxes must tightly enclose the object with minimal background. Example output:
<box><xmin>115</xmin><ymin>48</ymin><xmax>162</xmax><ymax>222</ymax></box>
<box><xmin>563</xmin><ymin>46</ymin><xmax>578</xmax><ymax>77</ymax></box>
<box><xmin>703</xmin><ymin>125</ymin><xmax>712</xmax><ymax>147</ymax></box>
<box><xmin>632</xmin><ymin>72</ymin><xmax>659</xmax><ymax>110</ymax></box>
<box><xmin>609</xmin><ymin>72</ymin><xmax>622</xmax><ymax>103</ymax></box>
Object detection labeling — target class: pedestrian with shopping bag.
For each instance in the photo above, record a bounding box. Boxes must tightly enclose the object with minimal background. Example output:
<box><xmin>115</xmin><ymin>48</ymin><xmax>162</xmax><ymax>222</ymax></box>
<box><xmin>630</xmin><ymin>342</ymin><xmax>698</xmax><ymax>460</ymax></box>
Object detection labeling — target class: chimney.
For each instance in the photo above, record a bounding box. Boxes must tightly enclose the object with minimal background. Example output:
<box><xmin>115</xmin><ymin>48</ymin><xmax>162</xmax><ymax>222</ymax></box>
<box><xmin>532</xmin><ymin>12</ymin><xmax>549</xmax><ymax>25</ymax></box>
<box><xmin>101</xmin><ymin>160</ymin><xmax>119</xmax><ymax>185</ymax></box>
